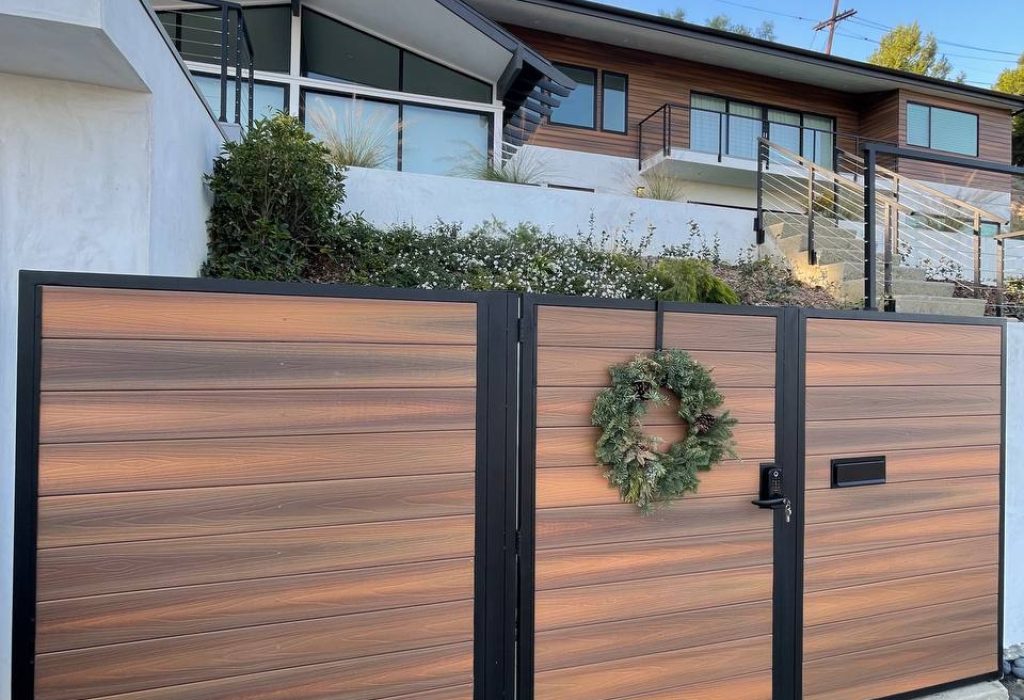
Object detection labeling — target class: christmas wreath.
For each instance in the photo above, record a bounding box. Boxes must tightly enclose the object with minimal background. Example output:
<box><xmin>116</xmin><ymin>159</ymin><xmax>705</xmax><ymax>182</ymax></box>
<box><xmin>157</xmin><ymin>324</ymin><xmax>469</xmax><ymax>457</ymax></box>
<box><xmin>591</xmin><ymin>349</ymin><xmax>737</xmax><ymax>513</ymax></box>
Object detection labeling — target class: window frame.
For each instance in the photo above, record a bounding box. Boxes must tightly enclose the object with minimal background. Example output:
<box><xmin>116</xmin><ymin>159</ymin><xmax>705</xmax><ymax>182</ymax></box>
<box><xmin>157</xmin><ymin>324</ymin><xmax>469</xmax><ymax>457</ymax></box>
<box><xmin>192</xmin><ymin>71</ymin><xmax>290</xmax><ymax>123</ymax></box>
<box><xmin>549</xmin><ymin>63</ymin><xmax>599</xmax><ymax>131</ymax></box>
<box><xmin>600</xmin><ymin>71</ymin><xmax>629</xmax><ymax>135</ymax></box>
<box><xmin>299</xmin><ymin>87</ymin><xmax>494</xmax><ymax>175</ymax></box>
<box><xmin>906</xmin><ymin>101</ymin><xmax>980</xmax><ymax>158</ymax></box>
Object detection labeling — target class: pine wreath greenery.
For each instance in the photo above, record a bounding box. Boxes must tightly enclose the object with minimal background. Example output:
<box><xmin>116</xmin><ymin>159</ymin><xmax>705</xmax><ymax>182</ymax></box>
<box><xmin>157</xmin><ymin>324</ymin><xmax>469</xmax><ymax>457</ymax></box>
<box><xmin>591</xmin><ymin>349</ymin><xmax>737</xmax><ymax>513</ymax></box>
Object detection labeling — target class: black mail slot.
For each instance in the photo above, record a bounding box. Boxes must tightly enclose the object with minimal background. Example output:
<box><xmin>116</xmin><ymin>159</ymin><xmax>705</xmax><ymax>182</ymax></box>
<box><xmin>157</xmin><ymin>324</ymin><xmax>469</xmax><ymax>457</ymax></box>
<box><xmin>831</xmin><ymin>456</ymin><xmax>886</xmax><ymax>488</ymax></box>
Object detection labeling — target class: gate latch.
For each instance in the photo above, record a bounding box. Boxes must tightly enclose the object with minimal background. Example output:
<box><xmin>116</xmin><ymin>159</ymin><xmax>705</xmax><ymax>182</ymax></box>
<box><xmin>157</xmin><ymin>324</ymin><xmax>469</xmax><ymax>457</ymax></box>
<box><xmin>752</xmin><ymin>463</ymin><xmax>791</xmax><ymax>523</ymax></box>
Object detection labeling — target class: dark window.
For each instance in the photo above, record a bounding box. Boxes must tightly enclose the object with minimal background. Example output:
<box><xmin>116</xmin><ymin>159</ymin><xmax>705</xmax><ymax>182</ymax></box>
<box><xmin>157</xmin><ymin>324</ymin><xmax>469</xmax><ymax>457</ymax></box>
<box><xmin>550</xmin><ymin>65</ymin><xmax>596</xmax><ymax>129</ymax></box>
<box><xmin>402</xmin><ymin>53</ymin><xmax>491</xmax><ymax>104</ymax></box>
<box><xmin>158</xmin><ymin>6</ymin><xmax>291</xmax><ymax>73</ymax></box>
<box><xmin>301</xmin><ymin>9</ymin><xmax>491</xmax><ymax>103</ymax></box>
<box><xmin>907</xmin><ymin>102</ymin><xmax>979</xmax><ymax>156</ymax></box>
<box><xmin>302</xmin><ymin>9</ymin><xmax>400</xmax><ymax>90</ymax></box>
<box><xmin>193</xmin><ymin>74</ymin><xmax>287</xmax><ymax>123</ymax></box>
<box><xmin>602</xmin><ymin>72</ymin><xmax>628</xmax><ymax>133</ymax></box>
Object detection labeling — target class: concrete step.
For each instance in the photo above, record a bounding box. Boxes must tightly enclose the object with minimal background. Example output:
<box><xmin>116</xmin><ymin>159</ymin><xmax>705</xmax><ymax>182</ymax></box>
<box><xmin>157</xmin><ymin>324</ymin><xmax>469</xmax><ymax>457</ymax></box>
<box><xmin>841</xmin><ymin>278</ymin><xmax>956</xmax><ymax>300</ymax></box>
<box><xmin>892</xmin><ymin>295</ymin><xmax>987</xmax><ymax>317</ymax></box>
<box><xmin>778</xmin><ymin>232</ymin><xmax>862</xmax><ymax>258</ymax></box>
<box><xmin>766</xmin><ymin>219</ymin><xmax>851</xmax><ymax>242</ymax></box>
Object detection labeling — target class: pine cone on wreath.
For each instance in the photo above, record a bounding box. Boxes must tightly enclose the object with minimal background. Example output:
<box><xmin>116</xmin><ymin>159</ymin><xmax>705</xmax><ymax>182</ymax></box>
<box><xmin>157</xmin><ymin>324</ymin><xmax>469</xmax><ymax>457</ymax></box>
<box><xmin>693</xmin><ymin>413</ymin><xmax>717</xmax><ymax>435</ymax></box>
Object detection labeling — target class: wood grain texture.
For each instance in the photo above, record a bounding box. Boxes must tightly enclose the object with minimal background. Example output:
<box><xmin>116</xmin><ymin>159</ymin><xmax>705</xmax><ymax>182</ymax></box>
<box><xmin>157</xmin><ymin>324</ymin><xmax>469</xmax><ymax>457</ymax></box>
<box><xmin>804</xmin><ymin>594</ymin><xmax>998</xmax><ymax>661</ymax></box>
<box><xmin>804</xmin><ymin>535</ymin><xmax>999</xmax><ymax>592</ymax></box>
<box><xmin>804</xmin><ymin>476</ymin><xmax>999</xmax><ymax>524</ymax></box>
<box><xmin>614</xmin><ymin>671</ymin><xmax>771</xmax><ymax>700</ymax></box>
<box><xmin>536</xmin><ymin>306</ymin><xmax>653</xmax><ymax>348</ymax></box>
<box><xmin>805</xmin><ymin>318</ymin><xmax>1001</xmax><ymax>354</ymax></box>
<box><xmin>536</xmin><ymin>498</ymin><xmax>771</xmax><ymax>550</ymax></box>
<box><xmin>805</xmin><ymin>445</ymin><xmax>1000</xmax><ymax>490</ymax></box>
<box><xmin>40</xmin><ymin>339</ymin><xmax>476</xmax><ymax>390</ymax></box>
<box><xmin>805</xmin><ymin>352</ymin><xmax>1001</xmax><ymax>386</ymax></box>
<box><xmin>38</xmin><ymin>431</ymin><xmax>476</xmax><ymax>495</ymax></box>
<box><xmin>82</xmin><ymin>641</ymin><xmax>474</xmax><ymax>700</ymax></box>
<box><xmin>38</xmin><ymin>474</ymin><xmax>475</xmax><ymax>547</ymax></box>
<box><xmin>41</xmin><ymin>287</ymin><xmax>477</xmax><ymax>344</ymax></box>
<box><xmin>537</xmin><ymin>385</ymin><xmax>774</xmax><ymax>426</ymax></box>
<box><xmin>537</xmin><ymin>424</ymin><xmax>774</xmax><ymax>466</ymax></box>
<box><xmin>806</xmin><ymin>384</ymin><xmax>999</xmax><ymax>420</ymax></box>
<box><xmin>37</xmin><ymin>599</ymin><xmax>473</xmax><ymax>700</ymax></box>
<box><xmin>803</xmin><ymin>565</ymin><xmax>997</xmax><ymax>627</ymax></box>
<box><xmin>805</xmin><ymin>414</ymin><xmax>1000</xmax><ymax>454</ymax></box>
<box><xmin>803</xmin><ymin>506</ymin><xmax>999</xmax><ymax>559</ymax></box>
<box><xmin>803</xmin><ymin>626</ymin><xmax>998</xmax><ymax>700</ymax></box>
<box><xmin>37</xmin><ymin>558</ymin><xmax>473</xmax><ymax>652</ymax></box>
<box><xmin>534</xmin><ymin>634</ymin><xmax>771</xmax><ymax>700</ymax></box>
<box><xmin>40</xmin><ymin>388</ymin><xmax>476</xmax><ymax>443</ymax></box>
<box><xmin>535</xmin><ymin>601</ymin><xmax>770</xmax><ymax>672</ymax></box>
<box><xmin>535</xmin><ymin>529</ymin><xmax>771</xmax><ymax>589</ymax></box>
<box><xmin>536</xmin><ymin>460</ymin><xmax>760</xmax><ymax>508</ymax></box>
<box><xmin>37</xmin><ymin>515</ymin><xmax>475</xmax><ymax>600</ymax></box>
<box><xmin>537</xmin><ymin>347</ymin><xmax>776</xmax><ymax>388</ymax></box>
<box><xmin>535</xmin><ymin>564</ymin><xmax>771</xmax><ymax>632</ymax></box>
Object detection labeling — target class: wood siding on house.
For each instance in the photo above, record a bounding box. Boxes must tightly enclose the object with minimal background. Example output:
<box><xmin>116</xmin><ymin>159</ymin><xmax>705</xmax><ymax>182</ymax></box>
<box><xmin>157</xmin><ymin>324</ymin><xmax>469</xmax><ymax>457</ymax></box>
<box><xmin>33</xmin><ymin>286</ymin><xmax>478</xmax><ymax>700</ymax></box>
<box><xmin>531</xmin><ymin>305</ymin><xmax>776</xmax><ymax>699</ymax></box>
<box><xmin>801</xmin><ymin>318</ymin><xmax>1002</xmax><ymax>700</ymax></box>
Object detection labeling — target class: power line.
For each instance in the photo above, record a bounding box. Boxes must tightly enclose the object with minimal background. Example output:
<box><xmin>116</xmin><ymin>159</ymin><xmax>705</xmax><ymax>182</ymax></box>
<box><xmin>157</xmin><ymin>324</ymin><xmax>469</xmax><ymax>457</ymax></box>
<box><xmin>709</xmin><ymin>0</ymin><xmax>816</xmax><ymax>23</ymax></box>
<box><xmin>846</xmin><ymin>16</ymin><xmax>1021</xmax><ymax>57</ymax></box>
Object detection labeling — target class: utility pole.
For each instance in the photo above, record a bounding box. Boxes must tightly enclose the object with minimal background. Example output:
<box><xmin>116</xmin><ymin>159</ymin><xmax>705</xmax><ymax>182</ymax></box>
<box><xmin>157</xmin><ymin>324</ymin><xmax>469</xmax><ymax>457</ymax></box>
<box><xmin>813</xmin><ymin>0</ymin><xmax>857</xmax><ymax>55</ymax></box>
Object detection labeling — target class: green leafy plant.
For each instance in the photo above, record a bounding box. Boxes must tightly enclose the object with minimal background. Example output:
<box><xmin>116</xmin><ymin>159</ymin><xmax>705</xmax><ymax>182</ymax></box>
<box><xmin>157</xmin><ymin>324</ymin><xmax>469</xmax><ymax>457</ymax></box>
<box><xmin>203</xmin><ymin>114</ymin><xmax>345</xmax><ymax>280</ymax></box>
<box><xmin>654</xmin><ymin>258</ymin><xmax>740</xmax><ymax>304</ymax></box>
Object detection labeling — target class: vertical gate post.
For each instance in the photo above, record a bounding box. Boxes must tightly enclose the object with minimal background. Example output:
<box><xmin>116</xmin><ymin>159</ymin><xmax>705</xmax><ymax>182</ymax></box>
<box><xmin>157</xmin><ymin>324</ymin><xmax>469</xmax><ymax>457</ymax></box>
<box><xmin>475</xmin><ymin>292</ymin><xmax>520</xmax><ymax>700</ymax></box>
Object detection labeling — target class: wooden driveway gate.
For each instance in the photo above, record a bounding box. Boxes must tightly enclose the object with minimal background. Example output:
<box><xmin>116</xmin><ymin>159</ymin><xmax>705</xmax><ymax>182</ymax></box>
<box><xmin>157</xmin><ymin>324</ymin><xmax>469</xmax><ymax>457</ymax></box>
<box><xmin>13</xmin><ymin>274</ymin><xmax>1005</xmax><ymax>700</ymax></box>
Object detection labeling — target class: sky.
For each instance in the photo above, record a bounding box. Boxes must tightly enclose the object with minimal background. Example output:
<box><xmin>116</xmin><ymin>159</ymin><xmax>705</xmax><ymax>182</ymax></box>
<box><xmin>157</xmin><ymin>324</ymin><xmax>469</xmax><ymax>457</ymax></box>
<box><xmin>597</xmin><ymin>0</ymin><xmax>1023</xmax><ymax>88</ymax></box>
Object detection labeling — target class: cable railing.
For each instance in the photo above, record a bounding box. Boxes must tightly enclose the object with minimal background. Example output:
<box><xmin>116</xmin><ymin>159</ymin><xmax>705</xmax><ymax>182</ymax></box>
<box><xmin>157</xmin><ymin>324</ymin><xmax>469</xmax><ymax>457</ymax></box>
<box><xmin>156</xmin><ymin>0</ymin><xmax>255</xmax><ymax>127</ymax></box>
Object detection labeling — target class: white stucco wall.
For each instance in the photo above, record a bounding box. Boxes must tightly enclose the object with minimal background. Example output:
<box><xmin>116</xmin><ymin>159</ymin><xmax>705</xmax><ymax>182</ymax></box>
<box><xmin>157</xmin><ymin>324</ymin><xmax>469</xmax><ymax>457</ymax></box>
<box><xmin>0</xmin><ymin>2</ymin><xmax>223</xmax><ymax>695</ymax></box>
<box><xmin>1006</xmin><ymin>321</ymin><xmax>1024</xmax><ymax>648</ymax></box>
<box><xmin>343</xmin><ymin>166</ymin><xmax>759</xmax><ymax>261</ymax></box>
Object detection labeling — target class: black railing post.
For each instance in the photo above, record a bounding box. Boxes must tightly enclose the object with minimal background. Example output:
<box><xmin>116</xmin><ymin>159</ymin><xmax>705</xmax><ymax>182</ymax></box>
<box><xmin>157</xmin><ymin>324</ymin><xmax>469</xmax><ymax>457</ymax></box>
<box><xmin>863</xmin><ymin>146</ymin><xmax>878</xmax><ymax>310</ymax></box>
<box><xmin>663</xmin><ymin>105</ymin><xmax>670</xmax><ymax>157</ymax></box>
<box><xmin>756</xmin><ymin>138</ymin><xmax>765</xmax><ymax>244</ymax></box>
<box><xmin>233</xmin><ymin>9</ymin><xmax>242</xmax><ymax>125</ymax></box>
<box><xmin>972</xmin><ymin>212</ymin><xmax>983</xmax><ymax>298</ymax></box>
<box><xmin>666</xmin><ymin>105</ymin><xmax>672</xmax><ymax>156</ymax></box>
<box><xmin>218</xmin><ymin>5</ymin><xmax>229</xmax><ymax>122</ymax></box>
<box><xmin>637</xmin><ymin>119</ymin><xmax>643</xmax><ymax>170</ymax></box>
<box><xmin>882</xmin><ymin>202</ymin><xmax>894</xmax><ymax>310</ymax></box>
<box><xmin>806</xmin><ymin>167</ymin><xmax>816</xmax><ymax>266</ymax></box>
<box><xmin>996</xmin><ymin>231</ymin><xmax>1005</xmax><ymax>317</ymax></box>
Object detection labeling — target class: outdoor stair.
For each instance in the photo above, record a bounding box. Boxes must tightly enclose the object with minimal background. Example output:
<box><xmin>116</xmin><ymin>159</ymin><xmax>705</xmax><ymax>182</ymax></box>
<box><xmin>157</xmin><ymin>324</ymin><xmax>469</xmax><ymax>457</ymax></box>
<box><xmin>763</xmin><ymin>214</ymin><xmax>987</xmax><ymax>317</ymax></box>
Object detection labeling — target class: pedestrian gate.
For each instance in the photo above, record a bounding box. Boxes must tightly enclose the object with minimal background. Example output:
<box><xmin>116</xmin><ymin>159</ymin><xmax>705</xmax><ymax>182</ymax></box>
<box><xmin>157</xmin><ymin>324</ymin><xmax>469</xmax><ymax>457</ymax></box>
<box><xmin>13</xmin><ymin>273</ymin><xmax>1004</xmax><ymax>700</ymax></box>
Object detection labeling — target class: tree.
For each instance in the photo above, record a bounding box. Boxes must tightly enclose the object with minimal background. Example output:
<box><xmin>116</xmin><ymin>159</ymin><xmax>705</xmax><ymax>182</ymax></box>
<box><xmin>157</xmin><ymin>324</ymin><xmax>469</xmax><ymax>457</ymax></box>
<box><xmin>658</xmin><ymin>7</ymin><xmax>686</xmax><ymax>21</ymax></box>
<box><xmin>994</xmin><ymin>53</ymin><xmax>1024</xmax><ymax>166</ymax></box>
<box><xmin>705</xmin><ymin>14</ymin><xmax>776</xmax><ymax>41</ymax></box>
<box><xmin>867</xmin><ymin>22</ymin><xmax>955</xmax><ymax>80</ymax></box>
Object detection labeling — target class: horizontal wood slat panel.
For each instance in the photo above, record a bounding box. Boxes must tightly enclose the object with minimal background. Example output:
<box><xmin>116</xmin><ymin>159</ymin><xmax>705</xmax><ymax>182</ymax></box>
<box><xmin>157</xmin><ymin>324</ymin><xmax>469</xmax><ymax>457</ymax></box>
<box><xmin>536</xmin><ymin>498</ymin><xmax>771</xmax><ymax>550</ymax></box>
<box><xmin>806</xmin><ymin>385</ymin><xmax>1000</xmax><ymax>420</ymax></box>
<box><xmin>37</xmin><ymin>599</ymin><xmax>473</xmax><ymax>700</ymax></box>
<box><xmin>805</xmin><ymin>319</ymin><xmax>1002</xmax><ymax>355</ymax></box>
<box><xmin>614</xmin><ymin>671</ymin><xmax>771</xmax><ymax>700</ymax></box>
<box><xmin>804</xmin><ymin>536</ymin><xmax>999</xmax><ymax>592</ymax></box>
<box><xmin>535</xmin><ymin>564</ymin><xmax>771</xmax><ymax>632</ymax></box>
<box><xmin>803</xmin><ymin>565</ymin><xmax>997</xmax><ymax>627</ymax></box>
<box><xmin>805</xmin><ymin>415</ymin><xmax>1000</xmax><ymax>455</ymax></box>
<box><xmin>37</xmin><ymin>515</ymin><xmax>475</xmax><ymax>600</ymax></box>
<box><xmin>537</xmin><ymin>424</ymin><xmax>774</xmax><ymax>467</ymax></box>
<box><xmin>536</xmin><ymin>386</ymin><xmax>774</xmax><ymax>427</ymax></box>
<box><xmin>537</xmin><ymin>347</ymin><xmax>775</xmax><ymax>388</ymax></box>
<box><xmin>39</xmin><ymin>388</ymin><xmax>476</xmax><ymax>443</ymax></box>
<box><xmin>38</xmin><ymin>431</ymin><xmax>476</xmax><ymax>495</ymax></box>
<box><xmin>534</xmin><ymin>634</ymin><xmax>771</xmax><ymax>700</ymax></box>
<box><xmin>804</xmin><ymin>475</ymin><xmax>999</xmax><ymax>524</ymax></box>
<box><xmin>41</xmin><ymin>339</ymin><xmax>476</xmax><ymax>390</ymax></box>
<box><xmin>536</xmin><ymin>307</ymin><xmax>653</xmax><ymax>348</ymax></box>
<box><xmin>41</xmin><ymin>287</ymin><xmax>477</xmax><ymax>344</ymax></box>
<box><xmin>536</xmin><ymin>461</ymin><xmax>760</xmax><ymax>508</ymax></box>
<box><xmin>805</xmin><ymin>352</ymin><xmax>1001</xmax><ymax>386</ymax></box>
<box><xmin>805</xmin><ymin>445</ymin><xmax>1000</xmax><ymax>490</ymax></box>
<box><xmin>662</xmin><ymin>313</ymin><xmax>776</xmax><ymax>352</ymax></box>
<box><xmin>536</xmin><ymin>601</ymin><xmax>770</xmax><ymax>673</ymax></box>
<box><xmin>535</xmin><ymin>530</ymin><xmax>771</xmax><ymax>590</ymax></box>
<box><xmin>803</xmin><ymin>626</ymin><xmax>998</xmax><ymax>700</ymax></box>
<box><xmin>84</xmin><ymin>640</ymin><xmax>474</xmax><ymax>700</ymax></box>
<box><xmin>804</xmin><ymin>595</ymin><xmax>998</xmax><ymax>662</ymax></box>
<box><xmin>37</xmin><ymin>557</ymin><xmax>474</xmax><ymax>653</ymax></box>
<box><xmin>803</xmin><ymin>506</ymin><xmax>999</xmax><ymax>558</ymax></box>
<box><xmin>38</xmin><ymin>474</ymin><xmax>475</xmax><ymax>548</ymax></box>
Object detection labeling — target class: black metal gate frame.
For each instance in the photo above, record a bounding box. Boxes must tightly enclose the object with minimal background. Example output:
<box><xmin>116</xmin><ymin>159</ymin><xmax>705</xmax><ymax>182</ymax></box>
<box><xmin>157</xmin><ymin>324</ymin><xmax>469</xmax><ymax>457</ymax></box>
<box><xmin>11</xmin><ymin>273</ymin><xmax>1007</xmax><ymax>700</ymax></box>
